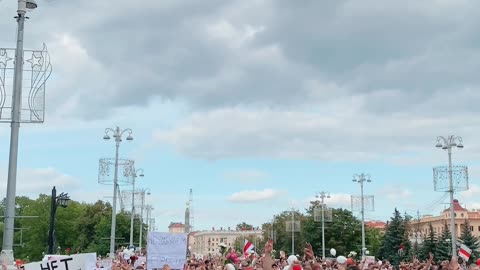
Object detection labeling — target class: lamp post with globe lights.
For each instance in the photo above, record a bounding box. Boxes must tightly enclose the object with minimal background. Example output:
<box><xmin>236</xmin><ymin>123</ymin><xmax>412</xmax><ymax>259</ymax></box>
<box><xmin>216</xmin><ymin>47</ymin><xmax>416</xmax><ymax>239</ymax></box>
<box><xmin>138</xmin><ymin>188</ymin><xmax>151</xmax><ymax>252</ymax></box>
<box><xmin>352</xmin><ymin>173</ymin><xmax>371</xmax><ymax>259</ymax></box>
<box><xmin>435</xmin><ymin>135</ymin><xmax>464</xmax><ymax>258</ymax></box>
<box><xmin>316</xmin><ymin>192</ymin><xmax>330</xmax><ymax>259</ymax></box>
<box><xmin>103</xmin><ymin>126</ymin><xmax>133</xmax><ymax>258</ymax></box>
<box><xmin>129</xmin><ymin>168</ymin><xmax>144</xmax><ymax>247</ymax></box>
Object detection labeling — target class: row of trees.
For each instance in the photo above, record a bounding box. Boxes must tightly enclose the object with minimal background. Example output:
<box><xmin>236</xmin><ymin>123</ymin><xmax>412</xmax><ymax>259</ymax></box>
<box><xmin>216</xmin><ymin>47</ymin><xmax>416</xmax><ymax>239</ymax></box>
<box><xmin>236</xmin><ymin>203</ymin><xmax>480</xmax><ymax>266</ymax></box>
<box><xmin>379</xmin><ymin>209</ymin><xmax>480</xmax><ymax>265</ymax></box>
<box><xmin>0</xmin><ymin>195</ymin><xmax>147</xmax><ymax>261</ymax></box>
<box><xmin>235</xmin><ymin>200</ymin><xmax>383</xmax><ymax>258</ymax></box>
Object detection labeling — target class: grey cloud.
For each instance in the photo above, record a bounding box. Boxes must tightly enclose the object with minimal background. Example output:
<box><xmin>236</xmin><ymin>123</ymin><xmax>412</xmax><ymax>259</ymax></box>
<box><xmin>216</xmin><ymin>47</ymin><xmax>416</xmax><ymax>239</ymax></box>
<box><xmin>2</xmin><ymin>1</ymin><xmax>480</xmax><ymax>119</ymax></box>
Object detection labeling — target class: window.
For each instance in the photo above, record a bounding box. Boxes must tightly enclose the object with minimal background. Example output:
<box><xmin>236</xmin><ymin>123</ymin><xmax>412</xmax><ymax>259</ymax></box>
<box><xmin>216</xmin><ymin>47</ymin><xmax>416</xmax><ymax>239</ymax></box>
<box><xmin>461</xmin><ymin>213</ymin><xmax>464</xmax><ymax>217</ymax></box>
<box><xmin>470</xmin><ymin>226</ymin><xmax>474</xmax><ymax>232</ymax></box>
<box><xmin>478</xmin><ymin>226</ymin><xmax>480</xmax><ymax>232</ymax></box>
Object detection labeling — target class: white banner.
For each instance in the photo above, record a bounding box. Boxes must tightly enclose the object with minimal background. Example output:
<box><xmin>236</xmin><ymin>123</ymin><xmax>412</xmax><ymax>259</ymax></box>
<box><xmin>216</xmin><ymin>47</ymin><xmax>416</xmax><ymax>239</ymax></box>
<box><xmin>24</xmin><ymin>253</ymin><xmax>97</xmax><ymax>270</ymax></box>
<box><xmin>147</xmin><ymin>232</ymin><xmax>187</xmax><ymax>270</ymax></box>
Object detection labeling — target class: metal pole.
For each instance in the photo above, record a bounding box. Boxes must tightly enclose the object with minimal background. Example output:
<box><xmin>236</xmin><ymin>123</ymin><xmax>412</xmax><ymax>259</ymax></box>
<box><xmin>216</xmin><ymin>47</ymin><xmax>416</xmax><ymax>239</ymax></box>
<box><xmin>110</xmin><ymin>129</ymin><xmax>120</xmax><ymax>258</ymax></box>
<box><xmin>448</xmin><ymin>145</ymin><xmax>457</xmax><ymax>258</ymax></box>
<box><xmin>47</xmin><ymin>186</ymin><xmax>57</xmax><ymax>254</ymax></box>
<box><xmin>139</xmin><ymin>190</ymin><xmax>145</xmax><ymax>251</ymax></box>
<box><xmin>360</xmin><ymin>177</ymin><xmax>366</xmax><ymax>260</ymax></box>
<box><xmin>1</xmin><ymin>2</ymin><xmax>26</xmax><ymax>263</ymax></box>
<box><xmin>129</xmin><ymin>174</ymin><xmax>136</xmax><ymax>247</ymax></box>
<box><xmin>321</xmin><ymin>195</ymin><xmax>326</xmax><ymax>260</ymax></box>
<box><xmin>146</xmin><ymin>205</ymin><xmax>151</xmax><ymax>232</ymax></box>
<box><xmin>291</xmin><ymin>208</ymin><xmax>295</xmax><ymax>255</ymax></box>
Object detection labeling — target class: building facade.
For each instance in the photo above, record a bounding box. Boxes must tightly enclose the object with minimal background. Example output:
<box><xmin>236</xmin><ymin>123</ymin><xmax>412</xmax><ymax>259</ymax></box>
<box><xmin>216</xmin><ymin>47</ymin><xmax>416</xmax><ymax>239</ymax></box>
<box><xmin>365</xmin><ymin>220</ymin><xmax>387</xmax><ymax>233</ymax></box>
<box><xmin>169</xmin><ymin>222</ymin><xmax>186</xmax><ymax>234</ymax></box>
<box><xmin>409</xmin><ymin>199</ymin><xmax>480</xmax><ymax>243</ymax></box>
<box><xmin>191</xmin><ymin>228</ymin><xmax>263</xmax><ymax>256</ymax></box>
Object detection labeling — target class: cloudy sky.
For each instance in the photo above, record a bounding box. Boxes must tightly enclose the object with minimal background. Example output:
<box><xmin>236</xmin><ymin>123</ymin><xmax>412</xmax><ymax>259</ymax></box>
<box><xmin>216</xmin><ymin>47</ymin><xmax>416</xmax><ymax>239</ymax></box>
<box><xmin>1</xmin><ymin>0</ymin><xmax>480</xmax><ymax>233</ymax></box>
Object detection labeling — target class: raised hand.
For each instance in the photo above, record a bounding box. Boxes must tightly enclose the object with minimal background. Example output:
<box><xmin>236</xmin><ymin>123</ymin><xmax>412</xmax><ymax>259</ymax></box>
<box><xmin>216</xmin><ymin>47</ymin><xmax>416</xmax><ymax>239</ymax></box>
<box><xmin>264</xmin><ymin>239</ymin><xmax>273</xmax><ymax>254</ymax></box>
<box><xmin>304</xmin><ymin>243</ymin><xmax>314</xmax><ymax>261</ymax></box>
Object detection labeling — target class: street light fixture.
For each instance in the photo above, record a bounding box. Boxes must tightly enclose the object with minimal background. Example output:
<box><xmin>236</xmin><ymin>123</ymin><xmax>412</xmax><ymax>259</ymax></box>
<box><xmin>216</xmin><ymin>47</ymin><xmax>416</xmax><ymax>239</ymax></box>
<box><xmin>435</xmin><ymin>135</ymin><xmax>464</xmax><ymax>258</ymax></box>
<box><xmin>129</xmin><ymin>168</ymin><xmax>144</xmax><ymax>248</ymax></box>
<box><xmin>316</xmin><ymin>192</ymin><xmax>330</xmax><ymax>260</ymax></box>
<box><xmin>1</xmin><ymin>0</ymin><xmax>42</xmax><ymax>265</ymax></box>
<box><xmin>352</xmin><ymin>173</ymin><xmax>371</xmax><ymax>259</ymax></box>
<box><xmin>103</xmin><ymin>126</ymin><xmax>133</xmax><ymax>258</ymax></box>
<box><xmin>47</xmin><ymin>186</ymin><xmax>70</xmax><ymax>254</ymax></box>
<box><xmin>138</xmin><ymin>188</ymin><xmax>151</xmax><ymax>252</ymax></box>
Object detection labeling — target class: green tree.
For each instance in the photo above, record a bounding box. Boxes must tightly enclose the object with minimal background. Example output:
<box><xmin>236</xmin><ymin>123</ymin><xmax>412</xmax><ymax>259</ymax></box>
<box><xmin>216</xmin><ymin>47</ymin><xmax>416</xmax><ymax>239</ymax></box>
<box><xmin>379</xmin><ymin>209</ymin><xmax>404</xmax><ymax>265</ymax></box>
<box><xmin>260</xmin><ymin>210</ymin><xmax>307</xmax><ymax>256</ymax></box>
<box><xmin>365</xmin><ymin>227</ymin><xmax>383</xmax><ymax>258</ymax></box>
<box><xmin>421</xmin><ymin>223</ymin><xmax>437</xmax><ymax>260</ymax></box>
<box><xmin>435</xmin><ymin>222</ymin><xmax>451</xmax><ymax>261</ymax></box>
<box><xmin>236</xmin><ymin>222</ymin><xmax>254</xmax><ymax>231</ymax></box>
<box><xmin>459</xmin><ymin>219</ymin><xmax>479</xmax><ymax>262</ymax></box>
<box><xmin>401</xmin><ymin>213</ymin><xmax>412</xmax><ymax>261</ymax></box>
<box><xmin>0</xmin><ymin>193</ymin><xmax>144</xmax><ymax>260</ymax></box>
<box><xmin>295</xmin><ymin>200</ymin><xmax>361</xmax><ymax>257</ymax></box>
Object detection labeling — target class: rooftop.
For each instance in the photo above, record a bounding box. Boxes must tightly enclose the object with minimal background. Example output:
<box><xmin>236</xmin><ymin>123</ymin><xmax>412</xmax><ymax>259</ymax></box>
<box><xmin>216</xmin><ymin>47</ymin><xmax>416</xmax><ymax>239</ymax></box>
<box><xmin>442</xmin><ymin>199</ymin><xmax>467</xmax><ymax>212</ymax></box>
<box><xmin>169</xmin><ymin>222</ymin><xmax>186</xmax><ymax>228</ymax></box>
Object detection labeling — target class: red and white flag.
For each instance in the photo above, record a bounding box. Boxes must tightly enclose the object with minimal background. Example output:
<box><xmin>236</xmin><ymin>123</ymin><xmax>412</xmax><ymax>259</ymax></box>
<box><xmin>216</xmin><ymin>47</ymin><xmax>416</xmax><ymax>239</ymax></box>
<box><xmin>243</xmin><ymin>240</ymin><xmax>254</xmax><ymax>257</ymax></box>
<box><xmin>459</xmin><ymin>244</ymin><xmax>472</xmax><ymax>260</ymax></box>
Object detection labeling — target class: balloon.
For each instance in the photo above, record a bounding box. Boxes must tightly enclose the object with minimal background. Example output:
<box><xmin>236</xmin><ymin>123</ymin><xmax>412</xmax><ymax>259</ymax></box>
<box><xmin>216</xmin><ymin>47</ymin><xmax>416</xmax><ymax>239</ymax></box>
<box><xmin>477</xmin><ymin>259</ymin><xmax>480</xmax><ymax>266</ymax></box>
<box><xmin>347</xmin><ymin>258</ymin><xmax>354</xmax><ymax>265</ymax></box>
<box><xmin>287</xmin><ymin>255</ymin><xmax>297</xmax><ymax>265</ymax></box>
<box><xmin>330</xmin><ymin>248</ymin><xmax>336</xmax><ymax>256</ymax></box>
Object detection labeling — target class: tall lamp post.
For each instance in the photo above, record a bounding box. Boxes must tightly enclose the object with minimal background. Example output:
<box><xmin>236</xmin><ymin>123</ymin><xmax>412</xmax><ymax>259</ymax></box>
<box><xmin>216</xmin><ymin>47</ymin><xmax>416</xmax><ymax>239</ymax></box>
<box><xmin>352</xmin><ymin>173</ymin><xmax>371</xmax><ymax>259</ymax></box>
<box><xmin>129</xmin><ymin>168</ymin><xmax>144</xmax><ymax>247</ymax></box>
<box><xmin>103</xmin><ymin>127</ymin><xmax>133</xmax><ymax>258</ymax></box>
<box><xmin>435</xmin><ymin>135</ymin><xmax>464</xmax><ymax>258</ymax></box>
<box><xmin>316</xmin><ymin>192</ymin><xmax>330</xmax><ymax>259</ymax></box>
<box><xmin>138</xmin><ymin>188</ymin><xmax>151</xmax><ymax>252</ymax></box>
<box><xmin>1</xmin><ymin>0</ymin><xmax>39</xmax><ymax>265</ymax></box>
<box><xmin>47</xmin><ymin>186</ymin><xmax>70</xmax><ymax>254</ymax></box>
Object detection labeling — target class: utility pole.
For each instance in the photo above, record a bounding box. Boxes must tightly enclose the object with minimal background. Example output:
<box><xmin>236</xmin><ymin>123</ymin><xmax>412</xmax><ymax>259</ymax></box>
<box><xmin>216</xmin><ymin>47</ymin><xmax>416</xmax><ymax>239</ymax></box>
<box><xmin>352</xmin><ymin>173</ymin><xmax>372</xmax><ymax>260</ymax></box>
<box><xmin>435</xmin><ymin>135</ymin><xmax>467</xmax><ymax>258</ymax></box>
<box><xmin>317</xmin><ymin>192</ymin><xmax>330</xmax><ymax>260</ymax></box>
<box><xmin>291</xmin><ymin>208</ymin><xmax>295</xmax><ymax>255</ymax></box>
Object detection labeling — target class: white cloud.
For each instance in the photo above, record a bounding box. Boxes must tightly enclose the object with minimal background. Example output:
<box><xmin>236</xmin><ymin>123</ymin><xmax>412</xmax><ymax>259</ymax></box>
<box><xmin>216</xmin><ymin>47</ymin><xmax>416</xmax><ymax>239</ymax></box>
<box><xmin>328</xmin><ymin>194</ymin><xmax>352</xmax><ymax>208</ymax></box>
<box><xmin>0</xmin><ymin>167</ymin><xmax>81</xmax><ymax>199</ymax></box>
<box><xmin>222</xmin><ymin>169</ymin><xmax>270</xmax><ymax>183</ymax></box>
<box><xmin>300</xmin><ymin>193</ymin><xmax>352</xmax><ymax>211</ymax></box>
<box><xmin>380</xmin><ymin>186</ymin><xmax>413</xmax><ymax>201</ymax></box>
<box><xmin>228</xmin><ymin>189</ymin><xmax>283</xmax><ymax>203</ymax></box>
<box><xmin>153</xmin><ymin>107</ymin><xmax>480</xmax><ymax>163</ymax></box>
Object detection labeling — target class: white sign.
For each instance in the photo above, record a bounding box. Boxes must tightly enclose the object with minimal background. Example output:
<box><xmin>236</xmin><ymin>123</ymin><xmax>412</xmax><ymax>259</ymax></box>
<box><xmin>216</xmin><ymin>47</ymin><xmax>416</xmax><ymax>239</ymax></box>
<box><xmin>147</xmin><ymin>232</ymin><xmax>187</xmax><ymax>270</ymax></box>
<box><xmin>24</xmin><ymin>253</ymin><xmax>97</xmax><ymax>270</ymax></box>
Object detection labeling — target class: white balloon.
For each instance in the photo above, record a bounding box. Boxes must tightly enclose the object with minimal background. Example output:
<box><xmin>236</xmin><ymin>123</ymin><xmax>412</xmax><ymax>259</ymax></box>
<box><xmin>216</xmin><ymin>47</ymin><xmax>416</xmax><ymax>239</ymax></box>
<box><xmin>287</xmin><ymin>255</ymin><xmax>297</xmax><ymax>265</ymax></box>
<box><xmin>330</xmin><ymin>248</ymin><xmax>336</xmax><ymax>256</ymax></box>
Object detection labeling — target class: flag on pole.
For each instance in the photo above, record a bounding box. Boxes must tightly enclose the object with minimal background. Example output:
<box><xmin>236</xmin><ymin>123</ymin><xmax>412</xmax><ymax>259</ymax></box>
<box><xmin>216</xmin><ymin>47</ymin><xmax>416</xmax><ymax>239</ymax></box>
<box><xmin>243</xmin><ymin>240</ymin><xmax>254</xmax><ymax>257</ymax></box>
<box><xmin>459</xmin><ymin>244</ymin><xmax>472</xmax><ymax>261</ymax></box>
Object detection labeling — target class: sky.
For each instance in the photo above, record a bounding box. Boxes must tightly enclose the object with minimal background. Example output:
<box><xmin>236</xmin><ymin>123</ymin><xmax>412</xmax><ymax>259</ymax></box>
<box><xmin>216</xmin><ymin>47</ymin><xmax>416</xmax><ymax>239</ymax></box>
<box><xmin>1</xmin><ymin>0</ymin><xmax>480</xmax><ymax>233</ymax></box>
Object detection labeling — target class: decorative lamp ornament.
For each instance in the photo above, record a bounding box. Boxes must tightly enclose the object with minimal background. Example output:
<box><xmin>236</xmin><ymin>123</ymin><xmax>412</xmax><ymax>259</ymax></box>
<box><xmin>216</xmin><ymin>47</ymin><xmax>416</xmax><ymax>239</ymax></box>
<box><xmin>330</xmin><ymin>249</ymin><xmax>336</xmax><ymax>256</ymax></box>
